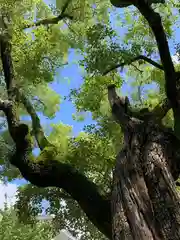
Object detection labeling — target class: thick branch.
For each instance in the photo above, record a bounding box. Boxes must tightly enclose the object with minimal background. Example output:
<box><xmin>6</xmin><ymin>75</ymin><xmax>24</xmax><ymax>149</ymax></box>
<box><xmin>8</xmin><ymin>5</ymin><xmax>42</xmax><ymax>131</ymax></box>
<box><xmin>11</xmin><ymin>147</ymin><xmax>112</xmax><ymax>239</ymax></box>
<box><xmin>129</xmin><ymin>98</ymin><xmax>171</xmax><ymax>122</ymax></box>
<box><xmin>0</xmin><ymin>14</ymin><xmax>20</xmax><ymax>134</ymax></box>
<box><xmin>135</xmin><ymin>2</ymin><xmax>177</xmax><ymax>109</ymax></box>
<box><xmin>108</xmin><ymin>84</ymin><xmax>171</xmax><ymax>127</ymax></box>
<box><xmin>0</xmin><ymin>98</ymin><xmax>17</xmax><ymax>133</ymax></box>
<box><xmin>108</xmin><ymin>85</ymin><xmax>140</xmax><ymax>131</ymax></box>
<box><xmin>0</xmin><ymin>11</ymin><xmax>112</xmax><ymax>239</ymax></box>
<box><xmin>103</xmin><ymin>55</ymin><xmax>163</xmax><ymax>75</ymax></box>
<box><xmin>15</xmin><ymin>90</ymin><xmax>112</xmax><ymax>237</ymax></box>
<box><xmin>0</xmin><ymin>36</ymin><xmax>14</xmax><ymax>93</ymax></box>
<box><xmin>151</xmin><ymin>98</ymin><xmax>171</xmax><ymax>120</ymax></box>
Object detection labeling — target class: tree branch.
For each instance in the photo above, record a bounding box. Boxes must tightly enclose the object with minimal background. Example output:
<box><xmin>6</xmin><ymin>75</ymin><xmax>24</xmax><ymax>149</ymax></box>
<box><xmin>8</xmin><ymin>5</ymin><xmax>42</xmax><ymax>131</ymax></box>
<box><xmin>151</xmin><ymin>98</ymin><xmax>171</xmax><ymax>120</ymax></box>
<box><xmin>0</xmin><ymin>99</ymin><xmax>12</xmax><ymax>112</ymax></box>
<box><xmin>0</xmin><ymin>11</ymin><xmax>112</xmax><ymax>239</ymax></box>
<box><xmin>135</xmin><ymin>1</ymin><xmax>178</xmax><ymax>110</ymax></box>
<box><xmin>103</xmin><ymin>55</ymin><xmax>163</xmax><ymax>75</ymax></box>
<box><xmin>107</xmin><ymin>85</ymin><xmax>140</xmax><ymax>131</ymax></box>
<box><xmin>130</xmin><ymin>98</ymin><xmax>171</xmax><ymax>122</ymax></box>
<box><xmin>19</xmin><ymin>92</ymin><xmax>50</xmax><ymax>150</ymax></box>
<box><xmin>0</xmin><ymin>13</ymin><xmax>20</xmax><ymax>137</ymax></box>
<box><xmin>18</xmin><ymin>93</ymin><xmax>112</xmax><ymax>237</ymax></box>
<box><xmin>107</xmin><ymin>83</ymin><xmax>171</xmax><ymax>128</ymax></box>
<box><xmin>7</xmin><ymin>98</ymin><xmax>112</xmax><ymax>239</ymax></box>
<box><xmin>11</xmin><ymin>149</ymin><xmax>112</xmax><ymax>238</ymax></box>
<box><xmin>24</xmin><ymin>0</ymin><xmax>73</xmax><ymax>29</ymax></box>
<box><xmin>24</xmin><ymin>14</ymin><xmax>73</xmax><ymax>29</ymax></box>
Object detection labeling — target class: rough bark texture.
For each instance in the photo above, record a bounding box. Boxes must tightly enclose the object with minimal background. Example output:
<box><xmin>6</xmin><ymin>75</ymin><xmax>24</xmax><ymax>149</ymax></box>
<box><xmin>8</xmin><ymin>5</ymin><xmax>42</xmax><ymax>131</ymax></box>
<box><xmin>1</xmin><ymin>1</ymin><xmax>180</xmax><ymax>240</ymax></box>
<box><xmin>112</xmin><ymin>121</ymin><xmax>180</xmax><ymax>239</ymax></box>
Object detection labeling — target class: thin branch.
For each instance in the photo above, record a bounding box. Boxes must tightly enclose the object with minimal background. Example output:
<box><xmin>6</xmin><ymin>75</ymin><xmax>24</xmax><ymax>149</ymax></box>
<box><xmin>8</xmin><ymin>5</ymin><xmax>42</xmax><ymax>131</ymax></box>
<box><xmin>24</xmin><ymin>0</ymin><xmax>73</xmax><ymax>29</ymax></box>
<box><xmin>137</xmin><ymin>85</ymin><xmax>143</xmax><ymax>104</ymax></box>
<box><xmin>131</xmin><ymin>63</ymin><xmax>143</xmax><ymax>73</ymax></box>
<box><xmin>103</xmin><ymin>55</ymin><xmax>163</xmax><ymax>76</ymax></box>
<box><xmin>60</xmin><ymin>0</ymin><xmax>72</xmax><ymax>15</ymax></box>
<box><xmin>24</xmin><ymin>14</ymin><xmax>73</xmax><ymax>29</ymax></box>
<box><xmin>0</xmin><ymin>38</ymin><xmax>14</xmax><ymax>92</ymax></box>
<box><xmin>137</xmin><ymin>55</ymin><xmax>164</xmax><ymax>70</ymax></box>
<box><xmin>19</xmin><ymin>91</ymin><xmax>50</xmax><ymax>150</ymax></box>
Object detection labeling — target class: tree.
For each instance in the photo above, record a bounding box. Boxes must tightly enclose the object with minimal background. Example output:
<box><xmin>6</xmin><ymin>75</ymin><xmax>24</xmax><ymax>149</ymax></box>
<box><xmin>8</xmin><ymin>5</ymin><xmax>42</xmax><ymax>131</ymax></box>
<box><xmin>0</xmin><ymin>0</ymin><xmax>180</xmax><ymax>239</ymax></box>
<box><xmin>0</xmin><ymin>207</ymin><xmax>54</xmax><ymax>240</ymax></box>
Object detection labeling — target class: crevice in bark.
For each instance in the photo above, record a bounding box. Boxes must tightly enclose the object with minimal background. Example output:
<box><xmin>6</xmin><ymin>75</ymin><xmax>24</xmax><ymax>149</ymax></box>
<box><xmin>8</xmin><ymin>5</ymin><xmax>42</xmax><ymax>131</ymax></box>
<box><xmin>1</xmin><ymin>1</ymin><xmax>180</xmax><ymax>239</ymax></box>
<box><xmin>112</xmin><ymin>120</ymin><xmax>180</xmax><ymax>239</ymax></box>
<box><xmin>107</xmin><ymin>83</ymin><xmax>180</xmax><ymax>239</ymax></box>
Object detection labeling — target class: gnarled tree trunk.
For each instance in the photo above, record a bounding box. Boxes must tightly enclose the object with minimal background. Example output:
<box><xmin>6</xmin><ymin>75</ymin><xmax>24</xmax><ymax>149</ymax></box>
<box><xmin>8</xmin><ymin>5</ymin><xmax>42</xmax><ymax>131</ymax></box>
<box><xmin>108</xmin><ymin>0</ymin><xmax>180</xmax><ymax>239</ymax></box>
<box><xmin>2</xmin><ymin>1</ymin><xmax>180</xmax><ymax>240</ymax></box>
<box><xmin>112</xmin><ymin>121</ymin><xmax>180</xmax><ymax>239</ymax></box>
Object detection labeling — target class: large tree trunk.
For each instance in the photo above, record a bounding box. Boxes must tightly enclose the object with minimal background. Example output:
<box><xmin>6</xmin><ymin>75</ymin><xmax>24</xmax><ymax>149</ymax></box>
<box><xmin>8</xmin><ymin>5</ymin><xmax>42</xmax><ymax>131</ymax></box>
<box><xmin>112</xmin><ymin>121</ymin><xmax>180</xmax><ymax>239</ymax></box>
<box><xmin>107</xmin><ymin>1</ymin><xmax>180</xmax><ymax>238</ymax></box>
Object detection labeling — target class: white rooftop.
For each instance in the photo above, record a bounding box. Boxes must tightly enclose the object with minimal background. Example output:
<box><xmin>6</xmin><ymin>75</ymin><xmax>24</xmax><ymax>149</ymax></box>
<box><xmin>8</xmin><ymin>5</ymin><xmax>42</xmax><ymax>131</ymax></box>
<box><xmin>52</xmin><ymin>229</ymin><xmax>77</xmax><ymax>240</ymax></box>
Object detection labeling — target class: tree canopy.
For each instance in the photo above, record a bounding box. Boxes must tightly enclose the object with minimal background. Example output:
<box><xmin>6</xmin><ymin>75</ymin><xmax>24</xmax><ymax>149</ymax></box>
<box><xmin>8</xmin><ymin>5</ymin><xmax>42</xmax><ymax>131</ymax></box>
<box><xmin>0</xmin><ymin>207</ymin><xmax>54</xmax><ymax>240</ymax></box>
<box><xmin>0</xmin><ymin>0</ymin><xmax>180</xmax><ymax>239</ymax></box>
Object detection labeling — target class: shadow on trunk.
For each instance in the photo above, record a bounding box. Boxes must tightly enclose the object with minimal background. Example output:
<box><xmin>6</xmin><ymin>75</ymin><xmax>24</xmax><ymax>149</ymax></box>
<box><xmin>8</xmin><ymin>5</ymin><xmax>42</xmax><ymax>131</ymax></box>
<box><xmin>112</xmin><ymin>121</ymin><xmax>180</xmax><ymax>239</ymax></box>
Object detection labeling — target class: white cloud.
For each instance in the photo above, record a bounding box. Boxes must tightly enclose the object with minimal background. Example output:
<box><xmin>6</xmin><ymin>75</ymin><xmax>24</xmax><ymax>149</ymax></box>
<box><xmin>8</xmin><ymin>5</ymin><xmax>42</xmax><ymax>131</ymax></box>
<box><xmin>172</xmin><ymin>54</ymin><xmax>179</xmax><ymax>64</ymax></box>
<box><xmin>0</xmin><ymin>182</ymin><xmax>18</xmax><ymax>209</ymax></box>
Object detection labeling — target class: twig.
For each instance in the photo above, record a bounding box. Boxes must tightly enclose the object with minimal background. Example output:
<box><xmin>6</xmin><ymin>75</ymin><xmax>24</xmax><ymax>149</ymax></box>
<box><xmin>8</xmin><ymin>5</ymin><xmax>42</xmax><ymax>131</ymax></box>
<box><xmin>131</xmin><ymin>63</ymin><xmax>143</xmax><ymax>73</ymax></box>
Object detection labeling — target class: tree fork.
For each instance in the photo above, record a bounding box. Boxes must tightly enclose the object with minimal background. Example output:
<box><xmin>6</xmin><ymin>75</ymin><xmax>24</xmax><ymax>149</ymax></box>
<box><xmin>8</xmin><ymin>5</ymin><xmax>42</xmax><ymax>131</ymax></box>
<box><xmin>108</xmin><ymin>85</ymin><xmax>180</xmax><ymax>239</ymax></box>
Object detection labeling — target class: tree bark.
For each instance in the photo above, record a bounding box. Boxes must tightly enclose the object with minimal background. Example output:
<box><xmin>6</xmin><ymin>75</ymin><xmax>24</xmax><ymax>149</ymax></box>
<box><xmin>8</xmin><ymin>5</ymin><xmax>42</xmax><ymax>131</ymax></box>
<box><xmin>1</xmin><ymin>2</ymin><xmax>180</xmax><ymax>240</ymax></box>
<box><xmin>112</xmin><ymin>121</ymin><xmax>180</xmax><ymax>239</ymax></box>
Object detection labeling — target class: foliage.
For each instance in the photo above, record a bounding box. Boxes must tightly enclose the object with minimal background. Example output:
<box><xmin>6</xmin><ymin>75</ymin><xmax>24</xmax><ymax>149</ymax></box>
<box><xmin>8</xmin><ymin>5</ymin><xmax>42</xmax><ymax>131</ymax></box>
<box><xmin>16</xmin><ymin>184</ymin><xmax>108</xmax><ymax>240</ymax></box>
<box><xmin>0</xmin><ymin>207</ymin><xmax>54</xmax><ymax>240</ymax></box>
<box><xmin>0</xmin><ymin>0</ymin><xmax>180</xmax><ymax>239</ymax></box>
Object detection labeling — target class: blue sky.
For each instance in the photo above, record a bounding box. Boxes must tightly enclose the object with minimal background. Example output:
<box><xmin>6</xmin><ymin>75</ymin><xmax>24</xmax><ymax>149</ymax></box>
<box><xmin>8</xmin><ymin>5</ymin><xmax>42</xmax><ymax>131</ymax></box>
<box><xmin>11</xmin><ymin>0</ymin><xmax>180</xmax><ymax>193</ymax></box>
<box><xmin>12</xmin><ymin>0</ymin><xmax>129</xmax><ymax>186</ymax></box>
